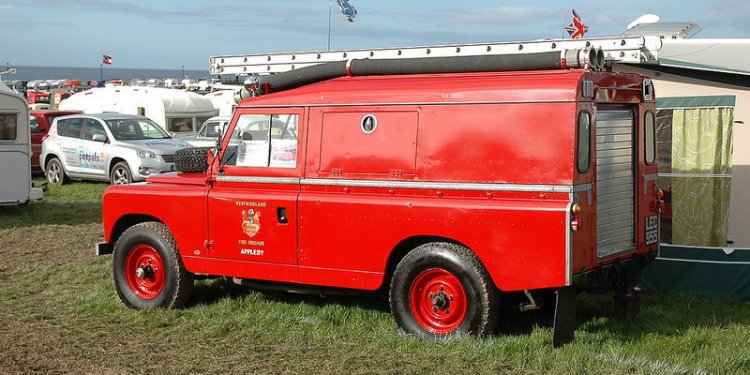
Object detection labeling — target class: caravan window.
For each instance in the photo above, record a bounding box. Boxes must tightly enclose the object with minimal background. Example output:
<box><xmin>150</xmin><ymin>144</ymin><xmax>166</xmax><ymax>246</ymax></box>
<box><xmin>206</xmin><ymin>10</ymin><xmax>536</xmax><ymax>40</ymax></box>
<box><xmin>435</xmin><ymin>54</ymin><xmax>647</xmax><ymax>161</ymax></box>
<box><xmin>168</xmin><ymin>117</ymin><xmax>192</xmax><ymax>133</ymax></box>
<box><xmin>0</xmin><ymin>114</ymin><xmax>18</xmax><ymax>140</ymax></box>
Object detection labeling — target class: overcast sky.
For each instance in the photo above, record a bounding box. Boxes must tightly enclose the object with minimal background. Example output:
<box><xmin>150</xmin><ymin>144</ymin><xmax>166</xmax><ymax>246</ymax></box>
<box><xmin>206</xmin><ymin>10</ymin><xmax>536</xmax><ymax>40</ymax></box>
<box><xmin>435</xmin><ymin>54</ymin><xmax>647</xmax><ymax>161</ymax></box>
<box><xmin>3</xmin><ymin>0</ymin><xmax>750</xmax><ymax>71</ymax></box>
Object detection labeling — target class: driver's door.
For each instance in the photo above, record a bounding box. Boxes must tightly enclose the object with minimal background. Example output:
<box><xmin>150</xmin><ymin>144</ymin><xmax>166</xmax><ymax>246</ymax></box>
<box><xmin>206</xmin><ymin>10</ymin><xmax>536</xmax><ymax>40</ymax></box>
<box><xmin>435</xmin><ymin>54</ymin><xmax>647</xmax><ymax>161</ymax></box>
<box><xmin>206</xmin><ymin>109</ymin><xmax>304</xmax><ymax>280</ymax></box>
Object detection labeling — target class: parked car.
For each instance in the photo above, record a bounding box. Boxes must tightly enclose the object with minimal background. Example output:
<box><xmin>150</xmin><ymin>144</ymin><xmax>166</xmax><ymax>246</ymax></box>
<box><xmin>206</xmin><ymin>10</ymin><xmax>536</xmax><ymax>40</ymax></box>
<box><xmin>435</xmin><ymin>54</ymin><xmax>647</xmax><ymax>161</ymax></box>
<box><xmin>176</xmin><ymin>116</ymin><xmax>231</xmax><ymax>148</ymax></box>
<box><xmin>41</xmin><ymin>113</ymin><xmax>192</xmax><ymax>185</ymax></box>
<box><xmin>29</xmin><ymin>109</ymin><xmax>82</xmax><ymax>171</ymax></box>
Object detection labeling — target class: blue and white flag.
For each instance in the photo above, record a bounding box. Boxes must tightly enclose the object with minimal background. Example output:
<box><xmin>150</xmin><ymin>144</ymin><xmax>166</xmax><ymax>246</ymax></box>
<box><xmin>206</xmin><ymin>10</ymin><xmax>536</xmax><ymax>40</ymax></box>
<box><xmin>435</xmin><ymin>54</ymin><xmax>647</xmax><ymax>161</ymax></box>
<box><xmin>336</xmin><ymin>0</ymin><xmax>357</xmax><ymax>22</ymax></box>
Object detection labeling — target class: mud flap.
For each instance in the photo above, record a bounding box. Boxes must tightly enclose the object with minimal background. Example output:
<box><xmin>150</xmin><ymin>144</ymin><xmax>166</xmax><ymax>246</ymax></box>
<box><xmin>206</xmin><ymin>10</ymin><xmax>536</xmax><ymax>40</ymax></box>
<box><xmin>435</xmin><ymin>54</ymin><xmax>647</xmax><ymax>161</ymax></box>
<box><xmin>552</xmin><ymin>286</ymin><xmax>576</xmax><ymax>348</ymax></box>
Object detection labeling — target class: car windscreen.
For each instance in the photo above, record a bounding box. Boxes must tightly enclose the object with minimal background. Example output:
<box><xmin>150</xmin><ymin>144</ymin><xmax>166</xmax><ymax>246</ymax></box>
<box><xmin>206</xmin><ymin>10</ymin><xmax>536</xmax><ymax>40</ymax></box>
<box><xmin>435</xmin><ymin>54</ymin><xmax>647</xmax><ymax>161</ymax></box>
<box><xmin>106</xmin><ymin>119</ymin><xmax>170</xmax><ymax>141</ymax></box>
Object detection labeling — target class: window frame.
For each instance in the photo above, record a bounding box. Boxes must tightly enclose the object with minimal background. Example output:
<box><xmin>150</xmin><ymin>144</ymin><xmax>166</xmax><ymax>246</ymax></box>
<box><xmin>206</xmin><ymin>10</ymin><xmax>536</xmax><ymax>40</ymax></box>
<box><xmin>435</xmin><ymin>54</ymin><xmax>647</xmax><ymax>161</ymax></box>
<box><xmin>576</xmin><ymin>111</ymin><xmax>592</xmax><ymax>174</ymax></box>
<box><xmin>644</xmin><ymin>111</ymin><xmax>656</xmax><ymax>166</ymax></box>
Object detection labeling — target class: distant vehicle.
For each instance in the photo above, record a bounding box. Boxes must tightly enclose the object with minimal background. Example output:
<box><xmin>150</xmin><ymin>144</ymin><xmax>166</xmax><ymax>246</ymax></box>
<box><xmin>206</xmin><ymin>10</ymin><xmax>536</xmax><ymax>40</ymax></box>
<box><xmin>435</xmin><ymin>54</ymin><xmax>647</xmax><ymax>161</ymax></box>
<box><xmin>0</xmin><ymin>83</ymin><xmax>43</xmax><ymax>205</ymax></box>
<box><xmin>29</xmin><ymin>109</ymin><xmax>82</xmax><ymax>171</ymax></box>
<box><xmin>41</xmin><ymin>113</ymin><xmax>192</xmax><ymax>185</ymax></box>
<box><xmin>176</xmin><ymin>116</ymin><xmax>231</xmax><ymax>148</ymax></box>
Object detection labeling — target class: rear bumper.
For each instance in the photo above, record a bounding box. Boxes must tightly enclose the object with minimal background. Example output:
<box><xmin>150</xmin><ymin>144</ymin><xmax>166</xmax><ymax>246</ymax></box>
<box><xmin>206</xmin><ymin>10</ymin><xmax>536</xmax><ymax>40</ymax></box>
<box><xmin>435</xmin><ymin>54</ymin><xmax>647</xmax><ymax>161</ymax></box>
<box><xmin>96</xmin><ymin>241</ymin><xmax>113</xmax><ymax>256</ymax></box>
<box><xmin>572</xmin><ymin>250</ymin><xmax>657</xmax><ymax>293</ymax></box>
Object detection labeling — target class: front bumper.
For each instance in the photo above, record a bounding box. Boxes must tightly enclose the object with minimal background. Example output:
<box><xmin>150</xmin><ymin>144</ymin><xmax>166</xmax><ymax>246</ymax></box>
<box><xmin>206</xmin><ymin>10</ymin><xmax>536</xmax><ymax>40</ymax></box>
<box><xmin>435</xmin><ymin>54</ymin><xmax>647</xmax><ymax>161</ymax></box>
<box><xmin>132</xmin><ymin>157</ymin><xmax>176</xmax><ymax>181</ymax></box>
<box><xmin>96</xmin><ymin>241</ymin><xmax>113</xmax><ymax>256</ymax></box>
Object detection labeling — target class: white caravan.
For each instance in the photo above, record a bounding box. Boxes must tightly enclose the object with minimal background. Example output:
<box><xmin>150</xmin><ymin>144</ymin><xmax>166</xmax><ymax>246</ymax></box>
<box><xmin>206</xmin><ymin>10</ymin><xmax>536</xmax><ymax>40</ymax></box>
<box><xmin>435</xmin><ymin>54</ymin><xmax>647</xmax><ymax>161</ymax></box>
<box><xmin>0</xmin><ymin>83</ymin><xmax>43</xmax><ymax>205</ymax></box>
<box><xmin>59</xmin><ymin>86</ymin><xmax>216</xmax><ymax>134</ymax></box>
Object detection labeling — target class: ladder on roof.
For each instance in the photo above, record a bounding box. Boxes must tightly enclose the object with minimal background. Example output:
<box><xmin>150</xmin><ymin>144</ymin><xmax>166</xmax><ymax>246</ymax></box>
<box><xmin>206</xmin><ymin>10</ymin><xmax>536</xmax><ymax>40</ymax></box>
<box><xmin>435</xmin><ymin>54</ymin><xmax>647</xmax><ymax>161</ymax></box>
<box><xmin>208</xmin><ymin>36</ymin><xmax>663</xmax><ymax>76</ymax></box>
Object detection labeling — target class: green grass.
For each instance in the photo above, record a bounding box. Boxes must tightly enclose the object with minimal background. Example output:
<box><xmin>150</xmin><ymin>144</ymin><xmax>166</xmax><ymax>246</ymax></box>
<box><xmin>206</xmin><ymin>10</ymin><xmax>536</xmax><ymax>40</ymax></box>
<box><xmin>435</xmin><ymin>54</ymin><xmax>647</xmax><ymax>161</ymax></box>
<box><xmin>1</xmin><ymin>181</ymin><xmax>750</xmax><ymax>374</ymax></box>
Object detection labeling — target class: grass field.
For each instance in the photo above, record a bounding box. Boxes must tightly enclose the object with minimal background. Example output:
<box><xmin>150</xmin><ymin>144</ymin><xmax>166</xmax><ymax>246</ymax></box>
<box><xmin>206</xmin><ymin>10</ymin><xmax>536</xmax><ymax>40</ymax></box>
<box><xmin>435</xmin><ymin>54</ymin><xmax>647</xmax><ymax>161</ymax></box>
<box><xmin>1</xmin><ymin>181</ymin><xmax>750</xmax><ymax>374</ymax></box>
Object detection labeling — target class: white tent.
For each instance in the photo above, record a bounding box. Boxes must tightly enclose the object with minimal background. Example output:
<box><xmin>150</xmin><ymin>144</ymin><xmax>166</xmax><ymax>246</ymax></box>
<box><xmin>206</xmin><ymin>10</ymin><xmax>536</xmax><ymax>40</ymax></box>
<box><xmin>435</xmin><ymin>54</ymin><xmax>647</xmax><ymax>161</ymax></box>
<box><xmin>59</xmin><ymin>86</ymin><xmax>216</xmax><ymax>134</ymax></box>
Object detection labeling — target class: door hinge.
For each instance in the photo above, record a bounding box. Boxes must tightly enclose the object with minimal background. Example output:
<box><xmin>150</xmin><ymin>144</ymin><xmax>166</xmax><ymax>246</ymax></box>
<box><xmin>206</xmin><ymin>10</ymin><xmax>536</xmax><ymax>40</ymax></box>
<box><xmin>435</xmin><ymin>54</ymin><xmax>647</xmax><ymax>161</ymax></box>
<box><xmin>204</xmin><ymin>240</ymin><xmax>214</xmax><ymax>251</ymax></box>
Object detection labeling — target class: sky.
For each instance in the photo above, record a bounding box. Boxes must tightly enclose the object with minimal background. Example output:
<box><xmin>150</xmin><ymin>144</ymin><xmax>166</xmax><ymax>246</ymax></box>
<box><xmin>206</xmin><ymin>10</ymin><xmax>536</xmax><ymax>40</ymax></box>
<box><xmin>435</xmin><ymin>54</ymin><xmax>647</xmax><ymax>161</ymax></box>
<box><xmin>3</xmin><ymin>0</ymin><xmax>750</xmax><ymax>72</ymax></box>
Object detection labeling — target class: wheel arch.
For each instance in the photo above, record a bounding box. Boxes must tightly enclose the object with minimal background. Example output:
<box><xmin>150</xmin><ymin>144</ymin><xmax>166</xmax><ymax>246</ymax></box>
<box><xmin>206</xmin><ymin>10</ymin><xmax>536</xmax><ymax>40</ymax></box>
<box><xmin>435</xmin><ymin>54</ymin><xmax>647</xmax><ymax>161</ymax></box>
<box><xmin>381</xmin><ymin>236</ymin><xmax>494</xmax><ymax>292</ymax></box>
<box><xmin>43</xmin><ymin>153</ymin><xmax>63</xmax><ymax>171</ymax></box>
<box><xmin>109</xmin><ymin>157</ymin><xmax>128</xmax><ymax>174</ymax></box>
<box><xmin>109</xmin><ymin>214</ymin><xmax>163</xmax><ymax>247</ymax></box>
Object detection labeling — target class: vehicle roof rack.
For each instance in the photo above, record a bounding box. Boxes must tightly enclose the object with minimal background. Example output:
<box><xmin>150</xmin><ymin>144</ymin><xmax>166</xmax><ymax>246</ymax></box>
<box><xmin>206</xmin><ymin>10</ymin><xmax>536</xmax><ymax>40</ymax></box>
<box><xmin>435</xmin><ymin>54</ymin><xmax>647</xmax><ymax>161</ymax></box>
<box><xmin>209</xmin><ymin>36</ymin><xmax>663</xmax><ymax>76</ymax></box>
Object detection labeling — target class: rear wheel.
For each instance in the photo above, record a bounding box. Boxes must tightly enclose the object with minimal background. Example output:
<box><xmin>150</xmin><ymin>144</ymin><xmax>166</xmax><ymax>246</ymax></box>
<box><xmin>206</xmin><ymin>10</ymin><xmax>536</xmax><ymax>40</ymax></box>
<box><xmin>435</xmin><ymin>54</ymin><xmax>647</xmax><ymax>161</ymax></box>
<box><xmin>45</xmin><ymin>157</ymin><xmax>66</xmax><ymax>185</ymax></box>
<box><xmin>389</xmin><ymin>243</ymin><xmax>499</xmax><ymax>339</ymax></box>
<box><xmin>113</xmin><ymin>222</ymin><xmax>194</xmax><ymax>309</ymax></box>
<box><xmin>110</xmin><ymin>161</ymin><xmax>132</xmax><ymax>185</ymax></box>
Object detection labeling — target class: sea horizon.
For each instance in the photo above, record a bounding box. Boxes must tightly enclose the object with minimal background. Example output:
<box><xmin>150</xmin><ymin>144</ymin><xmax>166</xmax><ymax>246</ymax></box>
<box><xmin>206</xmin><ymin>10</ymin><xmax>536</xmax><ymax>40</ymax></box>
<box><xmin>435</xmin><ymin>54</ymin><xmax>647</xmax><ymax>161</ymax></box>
<box><xmin>3</xmin><ymin>65</ymin><xmax>213</xmax><ymax>83</ymax></box>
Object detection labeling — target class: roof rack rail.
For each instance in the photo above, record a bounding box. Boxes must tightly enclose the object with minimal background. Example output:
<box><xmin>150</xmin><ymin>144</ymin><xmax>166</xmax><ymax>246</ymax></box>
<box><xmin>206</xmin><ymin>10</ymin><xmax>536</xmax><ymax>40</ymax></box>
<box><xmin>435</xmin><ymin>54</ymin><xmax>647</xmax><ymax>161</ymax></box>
<box><xmin>209</xmin><ymin>36</ymin><xmax>663</xmax><ymax>76</ymax></box>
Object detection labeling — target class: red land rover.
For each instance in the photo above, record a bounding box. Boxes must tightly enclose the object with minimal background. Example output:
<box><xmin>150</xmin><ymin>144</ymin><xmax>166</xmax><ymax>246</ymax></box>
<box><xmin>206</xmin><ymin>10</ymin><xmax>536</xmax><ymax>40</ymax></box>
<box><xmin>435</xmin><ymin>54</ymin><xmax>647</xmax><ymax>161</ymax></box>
<box><xmin>97</xmin><ymin>49</ymin><xmax>661</xmax><ymax>346</ymax></box>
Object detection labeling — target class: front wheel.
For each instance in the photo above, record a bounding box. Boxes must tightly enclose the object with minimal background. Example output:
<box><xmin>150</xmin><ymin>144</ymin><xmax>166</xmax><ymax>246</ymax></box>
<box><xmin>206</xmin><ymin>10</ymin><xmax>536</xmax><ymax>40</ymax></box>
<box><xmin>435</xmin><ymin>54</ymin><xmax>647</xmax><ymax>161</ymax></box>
<box><xmin>389</xmin><ymin>243</ymin><xmax>499</xmax><ymax>339</ymax></box>
<box><xmin>110</xmin><ymin>161</ymin><xmax>133</xmax><ymax>185</ymax></box>
<box><xmin>113</xmin><ymin>222</ymin><xmax>194</xmax><ymax>309</ymax></box>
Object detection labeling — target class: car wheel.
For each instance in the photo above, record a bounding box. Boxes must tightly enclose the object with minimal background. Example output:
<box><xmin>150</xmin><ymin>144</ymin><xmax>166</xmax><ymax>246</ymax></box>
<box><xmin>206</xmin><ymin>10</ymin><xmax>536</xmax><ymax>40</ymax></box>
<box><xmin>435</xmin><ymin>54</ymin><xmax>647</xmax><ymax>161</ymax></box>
<box><xmin>113</xmin><ymin>222</ymin><xmax>194</xmax><ymax>309</ymax></box>
<box><xmin>110</xmin><ymin>161</ymin><xmax>133</xmax><ymax>185</ymax></box>
<box><xmin>46</xmin><ymin>157</ymin><xmax>67</xmax><ymax>185</ymax></box>
<box><xmin>390</xmin><ymin>243</ymin><xmax>499</xmax><ymax>339</ymax></box>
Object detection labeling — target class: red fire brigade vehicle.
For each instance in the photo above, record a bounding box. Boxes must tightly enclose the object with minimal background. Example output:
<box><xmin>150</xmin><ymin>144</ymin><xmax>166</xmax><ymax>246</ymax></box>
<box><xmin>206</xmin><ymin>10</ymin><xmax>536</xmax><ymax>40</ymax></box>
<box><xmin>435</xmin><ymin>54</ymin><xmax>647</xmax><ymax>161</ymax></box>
<box><xmin>97</xmin><ymin>40</ymin><xmax>662</xmax><ymax>346</ymax></box>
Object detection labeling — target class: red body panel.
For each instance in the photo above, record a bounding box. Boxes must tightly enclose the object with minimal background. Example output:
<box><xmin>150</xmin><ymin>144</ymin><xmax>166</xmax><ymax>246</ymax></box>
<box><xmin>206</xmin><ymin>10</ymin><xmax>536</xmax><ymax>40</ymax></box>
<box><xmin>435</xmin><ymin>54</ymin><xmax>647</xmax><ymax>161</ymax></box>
<box><xmin>101</xmin><ymin>69</ymin><xmax>658</xmax><ymax>293</ymax></box>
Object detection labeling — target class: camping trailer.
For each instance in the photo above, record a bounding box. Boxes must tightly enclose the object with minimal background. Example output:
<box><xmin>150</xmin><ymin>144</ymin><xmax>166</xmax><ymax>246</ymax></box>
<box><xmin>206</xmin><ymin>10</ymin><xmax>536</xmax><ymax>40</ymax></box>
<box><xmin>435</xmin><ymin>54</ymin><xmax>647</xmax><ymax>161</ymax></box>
<box><xmin>0</xmin><ymin>83</ymin><xmax>43</xmax><ymax>206</ymax></box>
<box><xmin>58</xmin><ymin>86</ymin><xmax>216</xmax><ymax>134</ymax></box>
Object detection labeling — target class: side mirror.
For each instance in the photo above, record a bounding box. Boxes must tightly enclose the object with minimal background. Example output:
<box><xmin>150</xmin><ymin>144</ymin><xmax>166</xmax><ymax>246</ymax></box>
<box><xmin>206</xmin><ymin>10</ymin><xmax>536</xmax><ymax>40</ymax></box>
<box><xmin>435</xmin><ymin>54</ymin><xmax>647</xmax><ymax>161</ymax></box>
<box><xmin>92</xmin><ymin>134</ymin><xmax>107</xmax><ymax>142</ymax></box>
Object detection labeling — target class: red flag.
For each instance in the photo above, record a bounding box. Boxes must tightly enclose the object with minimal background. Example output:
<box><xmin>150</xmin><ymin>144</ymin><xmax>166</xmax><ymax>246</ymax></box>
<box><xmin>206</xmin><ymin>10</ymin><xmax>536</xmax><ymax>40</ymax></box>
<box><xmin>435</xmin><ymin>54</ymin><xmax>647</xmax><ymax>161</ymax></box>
<box><xmin>564</xmin><ymin>9</ymin><xmax>588</xmax><ymax>39</ymax></box>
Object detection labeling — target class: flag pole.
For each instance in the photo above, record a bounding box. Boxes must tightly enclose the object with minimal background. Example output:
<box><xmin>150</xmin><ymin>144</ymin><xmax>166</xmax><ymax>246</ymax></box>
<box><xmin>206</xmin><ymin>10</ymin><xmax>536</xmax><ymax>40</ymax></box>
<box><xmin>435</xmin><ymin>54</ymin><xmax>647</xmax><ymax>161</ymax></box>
<box><xmin>100</xmin><ymin>63</ymin><xmax>103</xmax><ymax>81</ymax></box>
<box><xmin>327</xmin><ymin>0</ymin><xmax>332</xmax><ymax>51</ymax></box>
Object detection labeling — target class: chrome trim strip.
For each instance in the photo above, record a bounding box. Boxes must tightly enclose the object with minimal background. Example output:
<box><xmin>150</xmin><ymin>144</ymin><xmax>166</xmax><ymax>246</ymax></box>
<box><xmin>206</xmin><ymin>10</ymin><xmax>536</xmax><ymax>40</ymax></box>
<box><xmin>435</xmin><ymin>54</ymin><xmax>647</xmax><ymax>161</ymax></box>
<box><xmin>239</xmin><ymin>99</ymin><xmax>575</xmax><ymax>109</ymax></box>
<box><xmin>216</xmin><ymin>175</ymin><xmax>580</xmax><ymax>194</ymax></box>
<box><xmin>216</xmin><ymin>176</ymin><xmax>301</xmax><ymax>184</ymax></box>
<box><xmin>301</xmin><ymin>178</ymin><xmax>574</xmax><ymax>193</ymax></box>
<box><xmin>565</xmin><ymin>196</ymin><xmax>573</xmax><ymax>286</ymax></box>
<box><xmin>658</xmin><ymin>173</ymin><xmax>731</xmax><ymax>178</ymax></box>
<box><xmin>644</xmin><ymin>173</ymin><xmax>659</xmax><ymax>182</ymax></box>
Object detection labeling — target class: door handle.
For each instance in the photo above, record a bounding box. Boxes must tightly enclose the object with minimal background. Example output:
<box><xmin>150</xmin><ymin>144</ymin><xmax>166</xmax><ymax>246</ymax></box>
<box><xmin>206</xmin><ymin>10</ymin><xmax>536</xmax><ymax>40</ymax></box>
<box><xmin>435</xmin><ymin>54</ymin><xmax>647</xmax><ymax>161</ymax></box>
<box><xmin>277</xmin><ymin>207</ymin><xmax>288</xmax><ymax>224</ymax></box>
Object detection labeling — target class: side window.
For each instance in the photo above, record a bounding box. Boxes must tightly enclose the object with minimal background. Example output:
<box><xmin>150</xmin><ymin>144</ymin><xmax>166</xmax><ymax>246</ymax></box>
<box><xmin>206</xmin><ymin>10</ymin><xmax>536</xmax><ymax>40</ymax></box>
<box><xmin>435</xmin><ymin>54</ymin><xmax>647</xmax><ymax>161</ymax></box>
<box><xmin>57</xmin><ymin>119</ymin><xmax>83</xmax><ymax>138</ymax></box>
<box><xmin>577</xmin><ymin>111</ymin><xmax>591</xmax><ymax>173</ymax></box>
<box><xmin>29</xmin><ymin>115</ymin><xmax>41</xmax><ymax>134</ymax></box>
<box><xmin>644</xmin><ymin>111</ymin><xmax>656</xmax><ymax>165</ymax></box>
<box><xmin>0</xmin><ymin>114</ymin><xmax>18</xmax><ymax>140</ymax></box>
<box><xmin>81</xmin><ymin>119</ymin><xmax>106</xmax><ymax>141</ymax></box>
<box><xmin>223</xmin><ymin>114</ymin><xmax>299</xmax><ymax>168</ymax></box>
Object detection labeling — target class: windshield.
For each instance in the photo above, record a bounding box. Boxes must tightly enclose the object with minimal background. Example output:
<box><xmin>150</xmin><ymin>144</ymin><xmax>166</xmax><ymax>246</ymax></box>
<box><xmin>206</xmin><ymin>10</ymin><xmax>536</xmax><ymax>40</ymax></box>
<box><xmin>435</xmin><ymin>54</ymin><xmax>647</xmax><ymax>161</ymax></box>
<box><xmin>106</xmin><ymin>118</ymin><xmax>170</xmax><ymax>140</ymax></box>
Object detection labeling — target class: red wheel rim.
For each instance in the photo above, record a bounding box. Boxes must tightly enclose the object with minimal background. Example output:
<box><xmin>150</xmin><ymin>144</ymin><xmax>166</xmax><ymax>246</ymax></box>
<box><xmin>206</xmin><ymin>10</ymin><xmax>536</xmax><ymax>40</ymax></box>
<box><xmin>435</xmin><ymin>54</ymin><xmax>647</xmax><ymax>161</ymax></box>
<box><xmin>409</xmin><ymin>268</ymin><xmax>467</xmax><ymax>334</ymax></box>
<box><xmin>124</xmin><ymin>244</ymin><xmax>165</xmax><ymax>300</ymax></box>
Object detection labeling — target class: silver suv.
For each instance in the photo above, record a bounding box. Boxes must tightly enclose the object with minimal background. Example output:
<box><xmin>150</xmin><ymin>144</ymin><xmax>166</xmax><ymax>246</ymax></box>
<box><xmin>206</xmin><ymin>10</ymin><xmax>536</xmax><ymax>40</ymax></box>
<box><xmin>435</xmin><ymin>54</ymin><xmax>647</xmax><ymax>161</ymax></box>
<box><xmin>41</xmin><ymin>113</ymin><xmax>192</xmax><ymax>185</ymax></box>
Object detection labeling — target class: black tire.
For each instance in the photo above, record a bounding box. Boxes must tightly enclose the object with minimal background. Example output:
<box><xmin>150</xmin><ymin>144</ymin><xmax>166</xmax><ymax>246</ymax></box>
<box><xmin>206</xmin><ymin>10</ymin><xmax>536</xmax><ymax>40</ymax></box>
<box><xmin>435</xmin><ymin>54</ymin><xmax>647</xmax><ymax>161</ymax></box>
<box><xmin>110</xmin><ymin>161</ymin><xmax>133</xmax><ymax>185</ymax></box>
<box><xmin>45</xmin><ymin>157</ymin><xmax>67</xmax><ymax>185</ymax></box>
<box><xmin>175</xmin><ymin>147</ymin><xmax>210</xmax><ymax>173</ymax></box>
<box><xmin>389</xmin><ymin>243</ymin><xmax>499</xmax><ymax>339</ymax></box>
<box><xmin>113</xmin><ymin>222</ymin><xmax>194</xmax><ymax>309</ymax></box>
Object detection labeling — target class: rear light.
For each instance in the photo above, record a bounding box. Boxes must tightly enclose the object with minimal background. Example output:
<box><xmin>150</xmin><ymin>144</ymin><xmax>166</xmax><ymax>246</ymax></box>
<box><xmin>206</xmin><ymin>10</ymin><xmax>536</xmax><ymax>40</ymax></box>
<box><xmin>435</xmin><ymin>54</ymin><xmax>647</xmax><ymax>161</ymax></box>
<box><xmin>41</xmin><ymin>134</ymin><xmax>50</xmax><ymax>142</ymax></box>
<box><xmin>571</xmin><ymin>217</ymin><xmax>581</xmax><ymax>232</ymax></box>
<box><xmin>655</xmin><ymin>187</ymin><xmax>665</xmax><ymax>213</ymax></box>
<box><xmin>570</xmin><ymin>203</ymin><xmax>582</xmax><ymax>231</ymax></box>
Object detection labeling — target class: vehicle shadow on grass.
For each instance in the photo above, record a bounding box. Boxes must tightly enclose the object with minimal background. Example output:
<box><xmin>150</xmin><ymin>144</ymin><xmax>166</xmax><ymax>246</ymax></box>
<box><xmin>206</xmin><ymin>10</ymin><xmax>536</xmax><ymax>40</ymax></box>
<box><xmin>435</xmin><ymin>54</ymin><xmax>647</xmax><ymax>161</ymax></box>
<box><xmin>0</xmin><ymin>200</ymin><xmax>103</xmax><ymax>229</ymax></box>
<box><xmin>188</xmin><ymin>277</ymin><xmax>390</xmax><ymax>313</ymax></box>
<box><xmin>497</xmin><ymin>291</ymin><xmax>750</xmax><ymax>343</ymax></box>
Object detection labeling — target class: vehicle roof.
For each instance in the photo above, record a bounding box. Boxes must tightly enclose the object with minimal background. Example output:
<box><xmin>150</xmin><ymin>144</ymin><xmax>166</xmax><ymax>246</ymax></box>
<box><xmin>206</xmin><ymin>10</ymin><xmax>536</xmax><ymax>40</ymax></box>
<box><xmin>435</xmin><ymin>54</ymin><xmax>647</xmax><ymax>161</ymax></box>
<box><xmin>55</xmin><ymin>113</ymin><xmax>152</xmax><ymax>121</ymax></box>
<box><xmin>238</xmin><ymin>69</ymin><xmax>644</xmax><ymax>108</ymax></box>
<box><xmin>238</xmin><ymin>69</ymin><xmax>584</xmax><ymax>107</ymax></box>
<box><xmin>29</xmin><ymin>109</ymin><xmax>82</xmax><ymax>116</ymax></box>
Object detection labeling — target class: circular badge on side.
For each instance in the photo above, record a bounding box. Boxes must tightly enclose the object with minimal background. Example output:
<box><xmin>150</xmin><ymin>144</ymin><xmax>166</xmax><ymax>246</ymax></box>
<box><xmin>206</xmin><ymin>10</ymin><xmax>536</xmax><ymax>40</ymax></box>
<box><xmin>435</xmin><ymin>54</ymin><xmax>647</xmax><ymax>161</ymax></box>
<box><xmin>361</xmin><ymin>114</ymin><xmax>377</xmax><ymax>134</ymax></box>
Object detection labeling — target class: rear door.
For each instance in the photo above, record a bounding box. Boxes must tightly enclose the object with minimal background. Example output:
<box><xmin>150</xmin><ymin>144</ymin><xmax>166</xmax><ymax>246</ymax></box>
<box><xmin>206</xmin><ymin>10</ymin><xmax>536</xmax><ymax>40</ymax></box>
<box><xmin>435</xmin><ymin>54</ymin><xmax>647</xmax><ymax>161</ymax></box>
<box><xmin>206</xmin><ymin>109</ymin><xmax>305</xmax><ymax>269</ymax></box>
<box><xmin>595</xmin><ymin>106</ymin><xmax>636</xmax><ymax>258</ymax></box>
